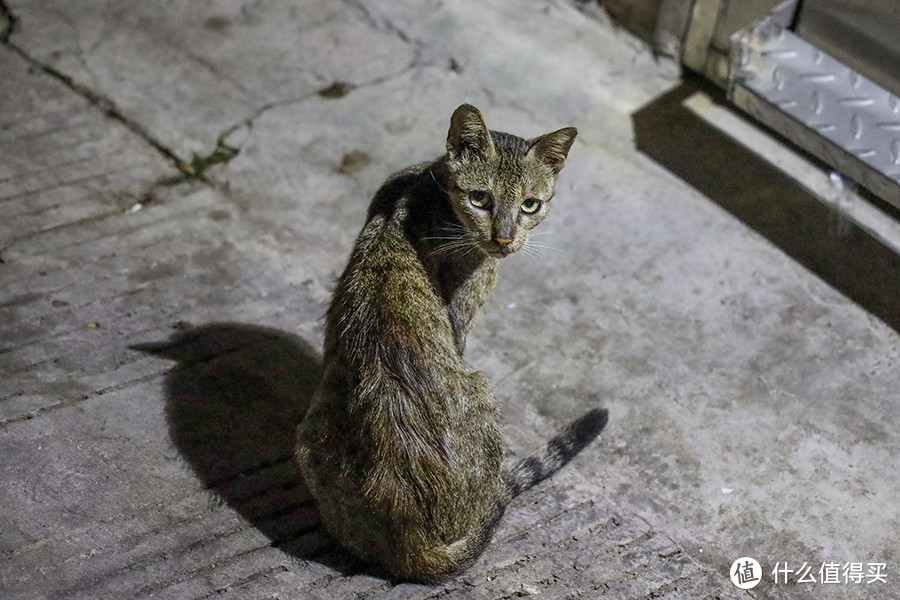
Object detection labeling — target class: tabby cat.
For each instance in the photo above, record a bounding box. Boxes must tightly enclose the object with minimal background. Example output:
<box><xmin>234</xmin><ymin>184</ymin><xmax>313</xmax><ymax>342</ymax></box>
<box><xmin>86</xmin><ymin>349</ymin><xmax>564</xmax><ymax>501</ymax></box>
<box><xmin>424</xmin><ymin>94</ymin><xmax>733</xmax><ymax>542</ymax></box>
<box><xmin>295</xmin><ymin>104</ymin><xmax>608</xmax><ymax>582</ymax></box>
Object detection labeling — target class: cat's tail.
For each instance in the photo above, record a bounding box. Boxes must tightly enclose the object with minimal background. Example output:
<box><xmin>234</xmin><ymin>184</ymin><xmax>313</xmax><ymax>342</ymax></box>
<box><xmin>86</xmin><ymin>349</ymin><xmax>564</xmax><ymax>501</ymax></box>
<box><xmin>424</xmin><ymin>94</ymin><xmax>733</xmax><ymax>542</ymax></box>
<box><xmin>397</xmin><ymin>408</ymin><xmax>608</xmax><ymax>583</ymax></box>
<box><xmin>505</xmin><ymin>408</ymin><xmax>609</xmax><ymax>498</ymax></box>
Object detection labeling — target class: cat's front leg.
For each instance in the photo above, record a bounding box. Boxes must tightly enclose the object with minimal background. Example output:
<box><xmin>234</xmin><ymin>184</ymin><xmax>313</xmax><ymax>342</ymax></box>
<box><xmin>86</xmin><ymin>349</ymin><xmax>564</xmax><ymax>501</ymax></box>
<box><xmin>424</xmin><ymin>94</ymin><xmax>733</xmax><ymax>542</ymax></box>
<box><xmin>446</xmin><ymin>260</ymin><xmax>498</xmax><ymax>355</ymax></box>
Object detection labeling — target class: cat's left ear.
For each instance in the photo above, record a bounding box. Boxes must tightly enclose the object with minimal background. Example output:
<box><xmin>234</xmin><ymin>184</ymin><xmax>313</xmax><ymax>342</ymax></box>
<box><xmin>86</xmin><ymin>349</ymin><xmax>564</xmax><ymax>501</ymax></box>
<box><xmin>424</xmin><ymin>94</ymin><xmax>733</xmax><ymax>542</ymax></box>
<box><xmin>447</xmin><ymin>104</ymin><xmax>496</xmax><ymax>159</ymax></box>
<box><xmin>527</xmin><ymin>127</ymin><xmax>578</xmax><ymax>173</ymax></box>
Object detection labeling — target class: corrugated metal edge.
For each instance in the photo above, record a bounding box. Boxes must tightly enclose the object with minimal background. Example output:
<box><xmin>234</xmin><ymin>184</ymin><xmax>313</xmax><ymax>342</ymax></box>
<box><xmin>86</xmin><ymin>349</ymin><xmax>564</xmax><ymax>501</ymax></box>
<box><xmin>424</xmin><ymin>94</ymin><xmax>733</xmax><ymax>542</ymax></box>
<box><xmin>729</xmin><ymin>18</ymin><xmax>900</xmax><ymax>209</ymax></box>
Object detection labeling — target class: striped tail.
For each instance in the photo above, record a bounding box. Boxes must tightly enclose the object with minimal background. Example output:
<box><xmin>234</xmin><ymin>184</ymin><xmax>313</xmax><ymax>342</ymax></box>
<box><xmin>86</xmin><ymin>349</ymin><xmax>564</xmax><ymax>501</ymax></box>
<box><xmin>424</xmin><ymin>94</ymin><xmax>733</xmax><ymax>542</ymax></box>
<box><xmin>505</xmin><ymin>408</ymin><xmax>609</xmax><ymax>498</ymax></box>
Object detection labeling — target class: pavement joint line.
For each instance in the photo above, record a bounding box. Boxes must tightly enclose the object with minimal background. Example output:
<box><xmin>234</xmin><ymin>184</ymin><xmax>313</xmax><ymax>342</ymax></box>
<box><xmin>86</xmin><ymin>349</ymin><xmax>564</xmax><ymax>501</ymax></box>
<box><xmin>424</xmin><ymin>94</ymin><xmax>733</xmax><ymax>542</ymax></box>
<box><xmin>2</xmin><ymin>294</ymin><xmax>323</xmax><ymax>385</ymax></box>
<box><xmin>3</xmin><ymin>182</ymin><xmax>216</xmax><ymax>258</ymax></box>
<box><xmin>203</xmin><ymin>457</ymin><xmax>298</xmax><ymax>496</ymax></box>
<box><xmin>0</xmin><ymin>159</ymin><xmax>162</xmax><ymax>204</ymax></box>
<box><xmin>347</xmin><ymin>581</ymin><xmax>395</xmax><ymax>600</ymax></box>
<box><xmin>0</xmin><ymin>282</ymin><xmax>314</xmax><ymax>374</ymax></box>
<box><xmin>2</xmin><ymin>42</ymin><xmax>185</xmax><ymax>179</ymax></box>
<box><xmin>189</xmin><ymin>563</ymin><xmax>293</xmax><ymax>600</ymax></box>
<box><xmin>60</xmin><ymin>522</ymin><xmax>271</xmax><ymax>597</ymax></box>
<box><xmin>0</xmin><ymin>321</ymin><xmax>167</xmax><ymax>372</ymax></box>
<box><xmin>3</xmin><ymin>227</ymin><xmax>263</xmax><ymax>313</ymax></box>
<box><xmin>0</xmin><ymin>161</ymin><xmax>132</xmax><ymax>205</ymax></box>
<box><xmin>176</xmin><ymin>22</ymin><xmax>425</xmax><ymax>187</ymax></box>
<box><xmin>133</xmin><ymin>522</ymin><xmax>326</xmax><ymax>598</ymax></box>
<box><xmin>0</xmin><ymin>368</ymin><xmax>167</xmax><ymax>428</ymax></box>
<box><xmin>2</xmin><ymin>208</ymin><xmax>133</xmax><ymax>252</ymax></box>
<box><xmin>8</xmin><ymin>479</ymin><xmax>312</xmax><ymax>572</ymax></box>
<box><xmin>0</xmin><ymin>113</ymin><xmax>96</xmax><ymax>145</ymax></box>
<box><xmin>0</xmin><ymin>173</ymin><xmax>211</xmax><ymax>256</ymax></box>
<box><xmin>0</xmin><ymin>10</ymin><xmax>253</xmax><ymax>188</ymax></box>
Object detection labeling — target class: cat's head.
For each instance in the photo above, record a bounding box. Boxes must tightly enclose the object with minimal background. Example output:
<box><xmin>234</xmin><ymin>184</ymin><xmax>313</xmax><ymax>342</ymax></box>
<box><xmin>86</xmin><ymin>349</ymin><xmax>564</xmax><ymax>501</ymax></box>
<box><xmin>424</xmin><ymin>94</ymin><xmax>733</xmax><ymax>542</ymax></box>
<box><xmin>442</xmin><ymin>104</ymin><xmax>576</xmax><ymax>258</ymax></box>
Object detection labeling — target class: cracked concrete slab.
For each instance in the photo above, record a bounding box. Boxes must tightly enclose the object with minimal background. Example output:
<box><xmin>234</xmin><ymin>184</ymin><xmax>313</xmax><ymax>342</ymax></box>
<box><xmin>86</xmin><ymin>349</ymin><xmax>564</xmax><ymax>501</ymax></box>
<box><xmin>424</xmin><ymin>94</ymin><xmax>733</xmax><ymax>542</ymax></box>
<box><xmin>0</xmin><ymin>45</ymin><xmax>174</xmax><ymax>258</ymax></box>
<box><xmin>1</xmin><ymin>0</ymin><xmax>898</xmax><ymax>598</ymax></box>
<box><xmin>5</xmin><ymin>0</ymin><xmax>415</xmax><ymax>160</ymax></box>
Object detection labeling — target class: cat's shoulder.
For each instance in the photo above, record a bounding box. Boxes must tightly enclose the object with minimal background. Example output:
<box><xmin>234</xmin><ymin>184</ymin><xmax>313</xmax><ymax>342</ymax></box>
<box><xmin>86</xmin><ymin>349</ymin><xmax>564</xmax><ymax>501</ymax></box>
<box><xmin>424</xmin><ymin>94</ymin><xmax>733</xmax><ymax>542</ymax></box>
<box><xmin>367</xmin><ymin>161</ymin><xmax>435</xmax><ymax>222</ymax></box>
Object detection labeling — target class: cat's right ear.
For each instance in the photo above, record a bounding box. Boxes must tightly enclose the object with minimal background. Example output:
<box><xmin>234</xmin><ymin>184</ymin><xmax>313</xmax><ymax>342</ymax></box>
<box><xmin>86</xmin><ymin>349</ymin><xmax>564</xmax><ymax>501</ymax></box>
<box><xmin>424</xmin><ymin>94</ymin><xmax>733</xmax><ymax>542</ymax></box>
<box><xmin>526</xmin><ymin>127</ymin><xmax>578</xmax><ymax>174</ymax></box>
<box><xmin>447</xmin><ymin>104</ymin><xmax>495</xmax><ymax>159</ymax></box>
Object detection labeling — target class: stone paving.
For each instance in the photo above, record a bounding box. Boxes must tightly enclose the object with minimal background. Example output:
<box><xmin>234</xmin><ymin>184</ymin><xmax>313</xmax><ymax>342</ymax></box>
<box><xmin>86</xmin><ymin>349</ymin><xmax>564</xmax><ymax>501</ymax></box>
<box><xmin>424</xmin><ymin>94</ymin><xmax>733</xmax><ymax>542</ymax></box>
<box><xmin>1</xmin><ymin>1</ymin><xmax>898</xmax><ymax>599</ymax></box>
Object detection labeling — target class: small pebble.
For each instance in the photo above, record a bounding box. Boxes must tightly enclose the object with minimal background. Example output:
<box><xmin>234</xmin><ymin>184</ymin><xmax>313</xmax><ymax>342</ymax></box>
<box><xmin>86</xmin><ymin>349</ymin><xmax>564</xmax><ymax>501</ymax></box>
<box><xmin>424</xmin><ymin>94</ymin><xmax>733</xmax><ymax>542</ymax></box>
<box><xmin>522</xmin><ymin>583</ymin><xmax>540</xmax><ymax>595</ymax></box>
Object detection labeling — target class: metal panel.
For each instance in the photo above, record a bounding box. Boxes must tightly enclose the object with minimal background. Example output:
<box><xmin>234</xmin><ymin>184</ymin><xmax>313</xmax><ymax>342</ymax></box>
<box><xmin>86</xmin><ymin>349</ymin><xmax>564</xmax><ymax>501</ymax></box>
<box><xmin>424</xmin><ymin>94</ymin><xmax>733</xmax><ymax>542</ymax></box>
<box><xmin>797</xmin><ymin>0</ymin><xmax>900</xmax><ymax>98</ymax></box>
<box><xmin>730</xmin><ymin>19</ymin><xmax>900</xmax><ymax>209</ymax></box>
<box><xmin>711</xmin><ymin>0</ymin><xmax>783</xmax><ymax>52</ymax></box>
<box><xmin>680</xmin><ymin>0</ymin><xmax>789</xmax><ymax>87</ymax></box>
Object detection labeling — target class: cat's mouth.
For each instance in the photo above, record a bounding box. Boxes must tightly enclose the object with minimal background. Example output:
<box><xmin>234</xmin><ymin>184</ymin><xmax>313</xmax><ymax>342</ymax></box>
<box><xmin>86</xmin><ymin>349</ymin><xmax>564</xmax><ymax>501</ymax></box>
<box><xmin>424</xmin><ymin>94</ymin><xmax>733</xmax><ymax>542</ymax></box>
<box><xmin>480</xmin><ymin>244</ymin><xmax>513</xmax><ymax>258</ymax></box>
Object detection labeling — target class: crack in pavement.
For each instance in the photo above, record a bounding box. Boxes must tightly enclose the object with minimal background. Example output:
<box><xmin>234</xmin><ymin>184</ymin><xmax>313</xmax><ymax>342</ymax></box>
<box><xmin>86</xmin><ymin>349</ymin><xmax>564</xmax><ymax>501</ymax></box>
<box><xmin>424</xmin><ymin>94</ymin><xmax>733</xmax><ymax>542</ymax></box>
<box><xmin>203</xmin><ymin>57</ymin><xmax>425</xmax><ymax>173</ymax></box>
<box><xmin>2</xmin><ymin>48</ymin><xmax>188</xmax><ymax>178</ymax></box>
<box><xmin>0</xmin><ymin>0</ymin><xmax>14</xmax><ymax>44</ymax></box>
<box><xmin>338</xmin><ymin>0</ymin><xmax>422</xmax><ymax>48</ymax></box>
<box><xmin>0</xmin><ymin>5</ymin><xmax>248</xmax><ymax>185</ymax></box>
<box><xmin>1</xmin><ymin>0</ymin><xmax>428</xmax><ymax>188</ymax></box>
<box><xmin>183</xmin><ymin>42</ymin><xmax>429</xmax><ymax>184</ymax></box>
<box><xmin>1</xmin><ymin>2</ymin><xmax>193</xmax><ymax>179</ymax></box>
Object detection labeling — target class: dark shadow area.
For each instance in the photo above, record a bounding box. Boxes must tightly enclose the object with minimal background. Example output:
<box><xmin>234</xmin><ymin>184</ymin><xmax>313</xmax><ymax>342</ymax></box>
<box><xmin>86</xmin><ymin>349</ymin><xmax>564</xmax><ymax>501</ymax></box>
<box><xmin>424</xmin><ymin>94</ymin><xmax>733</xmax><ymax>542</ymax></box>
<box><xmin>633</xmin><ymin>81</ymin><xmax>900</xmax><ymax>333</ymax></box>
<box><xmin>131</xmin><ymin>322</ymin><xmax>369</xmax><ymax>575</ymax></box>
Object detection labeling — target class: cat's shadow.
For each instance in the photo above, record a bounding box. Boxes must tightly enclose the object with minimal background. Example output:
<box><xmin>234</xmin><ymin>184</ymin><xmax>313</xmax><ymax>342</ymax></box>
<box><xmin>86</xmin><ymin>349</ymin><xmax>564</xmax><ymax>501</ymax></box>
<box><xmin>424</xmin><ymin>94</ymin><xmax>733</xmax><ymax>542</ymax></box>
<box><xmin>131</xmin><ymin>322</ymin><xmax>377</xmax><ymax>577</ymax></box>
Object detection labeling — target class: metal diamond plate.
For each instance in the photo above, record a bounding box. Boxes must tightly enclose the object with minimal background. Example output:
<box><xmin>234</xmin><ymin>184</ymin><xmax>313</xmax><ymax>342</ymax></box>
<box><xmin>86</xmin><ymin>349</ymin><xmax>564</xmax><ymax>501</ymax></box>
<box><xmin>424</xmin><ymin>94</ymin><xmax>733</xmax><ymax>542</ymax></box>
<box><xmin>730</xmin><ymin>18</ymin><xmax>900</xmax><ymax>207</ymax></box>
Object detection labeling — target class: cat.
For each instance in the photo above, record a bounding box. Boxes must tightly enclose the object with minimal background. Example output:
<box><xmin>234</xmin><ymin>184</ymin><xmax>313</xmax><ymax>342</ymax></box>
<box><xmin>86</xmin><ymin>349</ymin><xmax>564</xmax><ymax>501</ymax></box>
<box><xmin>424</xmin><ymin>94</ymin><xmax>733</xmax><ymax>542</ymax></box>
<box><xmin>295</xmin><ymin>104</ymin><xmax>608</xmax><ymax>583</ymax></box>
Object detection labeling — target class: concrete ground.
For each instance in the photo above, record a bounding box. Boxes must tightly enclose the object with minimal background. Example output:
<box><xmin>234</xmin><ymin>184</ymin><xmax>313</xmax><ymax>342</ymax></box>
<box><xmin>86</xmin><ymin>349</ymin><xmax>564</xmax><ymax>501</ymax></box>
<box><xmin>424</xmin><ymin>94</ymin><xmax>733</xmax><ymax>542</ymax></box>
<box><xmin>1</xmin><ymin>1</ymin><xmax>897</xmax><ymax>599</ymax></box>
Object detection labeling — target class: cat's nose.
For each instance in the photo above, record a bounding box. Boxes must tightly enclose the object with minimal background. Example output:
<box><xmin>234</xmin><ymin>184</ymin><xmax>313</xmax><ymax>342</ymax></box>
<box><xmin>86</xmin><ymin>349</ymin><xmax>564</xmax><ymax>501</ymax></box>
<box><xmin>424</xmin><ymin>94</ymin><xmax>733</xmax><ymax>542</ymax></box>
<box><xmin>495</xmin><ymin>237</ymin><xmax>512</xmax><ymax>246</ymax></box>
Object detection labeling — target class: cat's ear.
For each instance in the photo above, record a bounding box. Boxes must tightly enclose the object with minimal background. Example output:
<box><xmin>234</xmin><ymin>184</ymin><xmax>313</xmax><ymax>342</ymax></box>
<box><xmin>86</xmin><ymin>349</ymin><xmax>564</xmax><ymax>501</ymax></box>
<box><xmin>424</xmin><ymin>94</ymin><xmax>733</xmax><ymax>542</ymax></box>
<box><xmin>447</xmin><ymin>104</ymin><xmax>495</xmax><ymax>159</ymax></box>
<box><xmin>527</xmin><ymin>127</ymin><xmax>578</xmax><ymax>173</ymax></box>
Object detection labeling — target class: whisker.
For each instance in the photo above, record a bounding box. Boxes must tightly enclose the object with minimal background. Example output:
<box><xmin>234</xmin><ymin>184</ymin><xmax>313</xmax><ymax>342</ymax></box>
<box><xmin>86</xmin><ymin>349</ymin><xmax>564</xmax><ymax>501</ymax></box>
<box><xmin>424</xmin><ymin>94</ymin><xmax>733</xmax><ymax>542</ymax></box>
<box><xmin>431</xmin><ymin>243</ymin><xmax>461</xmax><ymax>255</ymax></box>
<box><xmin>518</xmin><ymin>248</ymin><xmax>540</xmax><ymax>262</ymax></box>
<box><xmin>429</xmin><ymin>169</ymin><xmax>451</xmax><ymax>195</ymax></box>
<box><xmin>436</xmin><ymin>226</ymin><xmax>471</xmax><ymax>237</ymax></box>
<box><xmin>526</xmin><ymin>243</ymin><xmax>564</xmax><ymax>253</ymax></box>
<box><xmin>430</xmin><ymin>236</ymin><xmax>478</xmax><ymax>257</ymax></box>
<box><xmin>461</xmin><ymin>242</ymin><xmax>481</xmax><ymax>257</ymax></box>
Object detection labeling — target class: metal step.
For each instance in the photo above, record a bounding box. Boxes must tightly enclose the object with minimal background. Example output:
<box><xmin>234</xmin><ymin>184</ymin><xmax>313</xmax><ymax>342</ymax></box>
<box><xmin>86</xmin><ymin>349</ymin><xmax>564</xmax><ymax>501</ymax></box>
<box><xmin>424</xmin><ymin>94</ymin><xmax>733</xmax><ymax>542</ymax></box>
<box><xmin>729</xmin><ymin>16</ymin><xmax>900</xmax><ymax>209</ymax></box>
<box><xmin>654</xmin><ymin>0</ymin><xmax>900</xmax><ymax>211</ymax></box>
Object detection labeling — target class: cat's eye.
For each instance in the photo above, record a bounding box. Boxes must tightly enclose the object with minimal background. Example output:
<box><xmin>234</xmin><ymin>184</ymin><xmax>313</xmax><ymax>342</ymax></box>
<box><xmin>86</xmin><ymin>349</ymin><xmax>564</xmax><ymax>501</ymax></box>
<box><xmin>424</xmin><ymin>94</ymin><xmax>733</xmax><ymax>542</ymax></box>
<box><xmin>521</xmin><ymin>198</ymin><xmax>542</xmax><ymax>214</ymax></box>
<box><xmin>469</xmin><ymin>190</ymin><xmax>491</xmax><ymax>209</ymax></box>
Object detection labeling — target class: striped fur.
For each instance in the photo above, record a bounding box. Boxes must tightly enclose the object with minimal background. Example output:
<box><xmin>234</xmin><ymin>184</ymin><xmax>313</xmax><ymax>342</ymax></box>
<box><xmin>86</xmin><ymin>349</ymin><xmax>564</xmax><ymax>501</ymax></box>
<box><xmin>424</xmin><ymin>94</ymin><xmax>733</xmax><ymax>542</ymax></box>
<box><xmin>295</xmin><ymin>105</ymin><xmax>604</xmax><ymax>582</ymax></box>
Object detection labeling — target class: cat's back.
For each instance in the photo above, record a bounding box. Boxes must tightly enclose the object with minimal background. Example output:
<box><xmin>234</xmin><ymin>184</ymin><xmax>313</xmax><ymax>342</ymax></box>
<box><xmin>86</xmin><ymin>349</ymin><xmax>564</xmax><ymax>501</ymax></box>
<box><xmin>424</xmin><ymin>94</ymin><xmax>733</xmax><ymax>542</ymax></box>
<box><xmin>327</xmin><ymin>178</ymin><xmax>458</xmax><ymax>365</ymax></box>
<box><xmin>298</xmin><ymin>178</ymin><xmax>504</xmax><ymax>570</ymax></box>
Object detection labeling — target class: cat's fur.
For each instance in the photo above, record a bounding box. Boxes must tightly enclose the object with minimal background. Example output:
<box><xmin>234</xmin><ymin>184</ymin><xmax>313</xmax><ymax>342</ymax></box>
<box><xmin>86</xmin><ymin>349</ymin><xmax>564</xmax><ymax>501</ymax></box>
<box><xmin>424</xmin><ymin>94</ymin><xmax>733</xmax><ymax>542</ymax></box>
<box><xmin>295</xmin><ymin>104</ymin><xmax>608</xmax><ymax>582</ymax></box>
